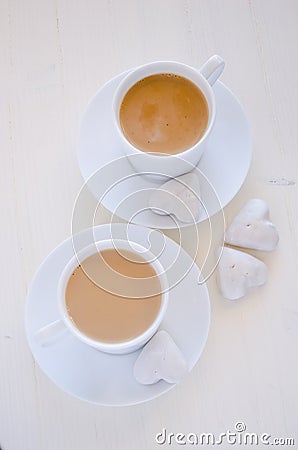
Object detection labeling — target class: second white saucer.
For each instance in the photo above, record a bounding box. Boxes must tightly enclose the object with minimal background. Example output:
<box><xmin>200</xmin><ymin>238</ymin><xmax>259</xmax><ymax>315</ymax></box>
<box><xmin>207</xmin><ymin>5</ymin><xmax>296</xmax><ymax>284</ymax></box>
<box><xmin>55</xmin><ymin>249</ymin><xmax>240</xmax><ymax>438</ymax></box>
<box><xmin>25</xmin><ymin>224</ymin><xmax>210</xmax><ymax>406</ymax></box>
<box><xmin>77</xmin><ymin>69</ymin><xmax>252</xmax><ymax>229</ymax></box>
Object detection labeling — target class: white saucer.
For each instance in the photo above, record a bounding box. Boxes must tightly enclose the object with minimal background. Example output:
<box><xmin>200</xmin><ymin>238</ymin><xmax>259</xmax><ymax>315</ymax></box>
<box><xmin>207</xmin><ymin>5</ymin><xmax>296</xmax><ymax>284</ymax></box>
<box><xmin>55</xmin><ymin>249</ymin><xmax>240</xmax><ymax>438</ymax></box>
<box><xmin>25</xmin><ymin>224</ymin><xmax>210</xmax><ymax>406</ymax></box>
<box><xmin>77</xmin><ymin>70</ymin><xmax>252</xmax><ymax>229</ymax></box>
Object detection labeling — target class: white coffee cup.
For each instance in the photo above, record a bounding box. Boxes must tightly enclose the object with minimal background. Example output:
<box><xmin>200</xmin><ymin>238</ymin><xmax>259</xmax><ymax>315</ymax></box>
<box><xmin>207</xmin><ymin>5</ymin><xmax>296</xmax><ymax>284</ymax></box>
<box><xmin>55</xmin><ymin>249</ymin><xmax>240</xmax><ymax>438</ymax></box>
<box><xmin>35</xmin><ymin>239</ymin><xmax>169</xmax><ymax>354</ymax></box>
<box><xmin>113</xmin><ymin>55</ymin><xmax>225</xmax><ymax>179</ymax></box>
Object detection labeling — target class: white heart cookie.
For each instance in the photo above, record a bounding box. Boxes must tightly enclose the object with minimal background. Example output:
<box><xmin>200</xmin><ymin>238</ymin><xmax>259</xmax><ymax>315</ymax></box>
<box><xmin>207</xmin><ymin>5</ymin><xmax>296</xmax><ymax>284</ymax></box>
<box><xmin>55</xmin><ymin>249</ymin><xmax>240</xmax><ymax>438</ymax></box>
<box><xmin>148</xmin><ymin>172</ymin><xmax>201</xmax><ymax>223</ymax></box>
<box><xmin>217</xmin><ymin>246</ymin><xmax>268</xmax><ymax>300</ymax></box>
<box><xmin>225</xmin><ymin>199</ymin><xmax>279</xmax><ymax>251</ymax></box>
<box><xmin>133</xmin><ymin>330</ymin><xmax>188</xmax><ymax>385</ymax></box>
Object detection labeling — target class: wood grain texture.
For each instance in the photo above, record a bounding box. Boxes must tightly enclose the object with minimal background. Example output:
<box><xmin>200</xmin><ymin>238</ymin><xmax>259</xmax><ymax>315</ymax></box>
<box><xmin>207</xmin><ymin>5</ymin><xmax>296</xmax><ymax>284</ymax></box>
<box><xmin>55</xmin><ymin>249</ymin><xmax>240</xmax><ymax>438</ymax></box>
<box><xmin>0</xmin><ymin>0</ymin><xmax>297</xmax><ymax>449</ymax></box>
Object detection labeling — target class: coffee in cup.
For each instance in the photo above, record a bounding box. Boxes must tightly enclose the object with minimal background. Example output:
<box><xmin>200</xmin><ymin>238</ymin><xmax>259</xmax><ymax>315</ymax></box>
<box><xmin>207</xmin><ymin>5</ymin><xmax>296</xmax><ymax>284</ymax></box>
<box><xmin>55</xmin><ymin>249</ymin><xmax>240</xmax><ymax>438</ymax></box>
<box><xmin>119</xmin><ymin>73</ymin><xmax>209</xmax><ymax>155</ymax></box>
<box><xmin>65</xmin><ymin>247</ymin><xmax>162</xmax><ymax>343</ymax></box>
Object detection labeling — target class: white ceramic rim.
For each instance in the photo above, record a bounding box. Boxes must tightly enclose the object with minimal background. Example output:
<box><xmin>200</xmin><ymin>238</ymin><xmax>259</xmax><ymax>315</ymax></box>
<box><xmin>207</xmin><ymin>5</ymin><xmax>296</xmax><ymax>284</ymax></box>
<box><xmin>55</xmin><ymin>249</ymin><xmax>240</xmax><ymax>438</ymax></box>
<box><xmin>113</xmin><ymin>60</ymin><xmax>216</xmax><ymax>157</ymax></box>
<box><xmin>57</xmin><ymin>239</ymin><xmax>169</xmax><ymax>352</ymax></box>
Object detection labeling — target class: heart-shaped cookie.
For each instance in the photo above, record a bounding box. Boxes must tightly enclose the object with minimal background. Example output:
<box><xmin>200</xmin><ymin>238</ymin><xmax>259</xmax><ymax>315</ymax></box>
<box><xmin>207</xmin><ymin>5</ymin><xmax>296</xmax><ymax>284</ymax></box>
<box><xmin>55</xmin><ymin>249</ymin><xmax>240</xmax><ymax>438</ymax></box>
<box><xmin>148</xmin><ymin>172</ymin><xmax>201</xmax><ymax>223</ymax></box>
<box><xmin>225</xmin><ymin>199</ymin><xmax>279</xmax><ymax>251</ymax></box>
<box><xmin>133</xmin><ymin>330</ymin><xmax>188</xmax><ymax>385</ymax></box>
<box><xmin>217</xmin><ymin>246</ymin><xmax>268</xmax><ymax>300</ymax></box>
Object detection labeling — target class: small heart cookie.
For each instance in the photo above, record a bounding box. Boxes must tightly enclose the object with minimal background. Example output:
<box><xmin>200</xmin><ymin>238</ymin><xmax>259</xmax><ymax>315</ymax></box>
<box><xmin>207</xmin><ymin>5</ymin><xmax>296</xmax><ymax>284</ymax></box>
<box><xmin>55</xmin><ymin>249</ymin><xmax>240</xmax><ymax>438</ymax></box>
<box><xmin>148</xmin><ymin>172</ymin><xmax>201</xmax><ymax>223</ymax></box>
<box><xmin>217</xmin><ymin>246</ymin><xmax>268</xmax><ymax>300</ymax></box>
<box><xmin>133</xmin><ymin>330</ymin><xmax>188</xmax><ymax>385</ymax></box>
<box><xmin>225</xmin><ymin>199</ymin><xmax>279</xmax><ymax>251</ymax></box>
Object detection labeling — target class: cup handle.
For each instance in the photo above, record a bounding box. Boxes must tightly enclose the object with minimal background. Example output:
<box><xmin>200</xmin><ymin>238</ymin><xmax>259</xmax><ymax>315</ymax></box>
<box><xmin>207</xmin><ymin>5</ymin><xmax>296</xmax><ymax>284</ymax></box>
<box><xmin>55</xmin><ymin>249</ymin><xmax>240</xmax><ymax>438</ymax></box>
<box><xmin>199</xmin><ymin>55</ymin><xmax>225</xmax><ymax>86</ymax></box>
<box><xmin>34</xmin><ymin>319</ymin><xmax>67</xmax><ymax>346</ymax></box>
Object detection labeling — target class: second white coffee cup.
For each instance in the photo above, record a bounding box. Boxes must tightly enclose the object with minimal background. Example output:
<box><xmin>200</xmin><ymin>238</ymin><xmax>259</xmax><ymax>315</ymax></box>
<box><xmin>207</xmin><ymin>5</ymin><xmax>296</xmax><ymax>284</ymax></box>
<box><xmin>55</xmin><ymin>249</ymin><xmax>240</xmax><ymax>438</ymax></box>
<box><xmin>113</xmin><ymin>55</ymin><xmax>225</xmax><ymax>179</ymax></box>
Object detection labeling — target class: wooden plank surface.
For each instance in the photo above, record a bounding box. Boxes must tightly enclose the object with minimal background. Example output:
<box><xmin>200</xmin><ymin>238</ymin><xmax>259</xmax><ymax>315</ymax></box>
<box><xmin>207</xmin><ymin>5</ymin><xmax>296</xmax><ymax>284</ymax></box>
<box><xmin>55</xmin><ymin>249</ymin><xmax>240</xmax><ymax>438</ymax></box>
<box><xmin>0</xmin><ymin>0</ymin><xmax>297</xmax><ymax>449</ymax></box>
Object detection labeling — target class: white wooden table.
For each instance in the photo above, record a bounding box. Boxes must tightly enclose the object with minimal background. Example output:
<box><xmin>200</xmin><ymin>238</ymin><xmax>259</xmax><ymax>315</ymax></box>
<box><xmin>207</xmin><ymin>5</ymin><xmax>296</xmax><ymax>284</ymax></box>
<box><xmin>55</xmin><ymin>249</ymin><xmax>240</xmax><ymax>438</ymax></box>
<box><xmin>1</xmin><ymin>1</ymin><xmax>297</xmax><ymax>449</ymax></box>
